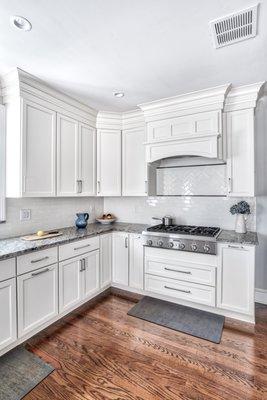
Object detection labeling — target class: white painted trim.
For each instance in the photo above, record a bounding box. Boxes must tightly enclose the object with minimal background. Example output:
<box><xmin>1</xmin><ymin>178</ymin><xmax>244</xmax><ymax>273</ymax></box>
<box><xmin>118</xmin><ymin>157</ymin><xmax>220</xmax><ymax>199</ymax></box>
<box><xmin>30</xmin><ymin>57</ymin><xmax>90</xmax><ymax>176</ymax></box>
<box><xmin>0</xmin><ymin>104</ymin><xmax>6</xmax><ymax>221</ymax></box>
<box><xmin>96</xmin><ymin>111</ymin><xmax>122</xmax><ymax>130</ymax></box>
<box><xmin>224</xmin><ymin>82</ymin><xmax>266</xmax><ymax>112</ymax></box>
<box><xmin>122</xmin><ymin>109</ymin><xmax>145</xmax><ymax>130</ymax></box>
<box><xmin>255</xmin><ymin>288</ymin><xmax>267</xmax><ymax>305</ymax></box>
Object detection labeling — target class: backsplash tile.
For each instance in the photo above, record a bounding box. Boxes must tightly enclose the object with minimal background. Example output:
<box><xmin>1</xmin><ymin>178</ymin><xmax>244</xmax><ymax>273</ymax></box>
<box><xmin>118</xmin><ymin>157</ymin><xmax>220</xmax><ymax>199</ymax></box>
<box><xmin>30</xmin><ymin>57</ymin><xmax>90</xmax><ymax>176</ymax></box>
<box><xmin>104</xmin><ymin>196</ymin><xmax>256</xmax><ymax>231</ymax></box>
<box><xmin>0</xmin><ymin>197</ymin><xmax>104</xmax><ymax>239</ymax></box>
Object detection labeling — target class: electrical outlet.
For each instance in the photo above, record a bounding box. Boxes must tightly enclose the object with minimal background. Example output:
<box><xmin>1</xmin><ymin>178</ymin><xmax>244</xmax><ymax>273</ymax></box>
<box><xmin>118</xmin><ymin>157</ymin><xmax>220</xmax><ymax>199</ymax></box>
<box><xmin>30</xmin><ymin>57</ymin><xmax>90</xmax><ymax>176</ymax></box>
<box><xmin>20</xmin><ymin>209</ymin><xmax>31</xmax><ymax>221</ymax></box>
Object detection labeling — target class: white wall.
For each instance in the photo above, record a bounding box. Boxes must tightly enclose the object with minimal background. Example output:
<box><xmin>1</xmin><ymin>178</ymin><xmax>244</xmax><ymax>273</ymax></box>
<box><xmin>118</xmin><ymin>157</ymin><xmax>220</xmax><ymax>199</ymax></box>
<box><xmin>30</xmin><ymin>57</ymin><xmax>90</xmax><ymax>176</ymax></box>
<box><xmin>104</xmin><ymin>196</ymin><xmax>256</xmax><ymax>231</ymax></box>
<box><xmin>0</xmin><ymin>197</ymin><xmax>103</xmax><ymax>239</ymax></box>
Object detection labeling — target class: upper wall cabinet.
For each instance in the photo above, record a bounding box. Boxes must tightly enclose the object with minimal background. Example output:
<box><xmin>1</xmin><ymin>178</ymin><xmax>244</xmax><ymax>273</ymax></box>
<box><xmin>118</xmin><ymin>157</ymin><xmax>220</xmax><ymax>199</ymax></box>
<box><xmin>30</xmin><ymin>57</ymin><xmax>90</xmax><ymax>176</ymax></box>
<box><xmin>97</xmin><ymin>129</ymin><xmax>121</xmax><ymax>196</ymax></box>
<box><xmin>3</xmin><ymin>68</ymin><xmax>97</xmax><ymax>198</ymax></box>
<box><xmin>57</xmin><ymin>115</ymin><xmax>96</xmax><ymax>196</ymax></box>
<box><xmin>122</xmin><ymin>127</ymin><xmax>147</xmax><ymax>196</ymax></box>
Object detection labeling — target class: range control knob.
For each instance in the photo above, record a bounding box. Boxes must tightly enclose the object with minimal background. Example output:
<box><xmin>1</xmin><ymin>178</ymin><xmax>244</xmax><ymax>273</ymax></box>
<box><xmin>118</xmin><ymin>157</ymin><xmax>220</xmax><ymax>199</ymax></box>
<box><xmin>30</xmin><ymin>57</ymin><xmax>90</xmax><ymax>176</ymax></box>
<box><xmin>147</xmin><ymin>240</ymin><xmax>153</xmax><ymax>246</ymax></box>
<box><xmin>158</xmin><ymin>240</ymin><xmax>163</xmax><ymax>247</ymax></box>
<box><xmin>169</xmin><ymin>242</ymin><xmax>174</xmax><ymax>248</ymax></box>
<box><xmin>179</xmin><ymin>242</ymin><xmax>185</xmax><ymax>250</ymax></box>
<box><xmin>203</xmin><ymin>244</ymin><xmax>211</xmax><ymax>253</ymax></box>
<box><xmin>191</xmin><ymin>244</ymin><xmax>198</xmax><ymax>252</ymax></box>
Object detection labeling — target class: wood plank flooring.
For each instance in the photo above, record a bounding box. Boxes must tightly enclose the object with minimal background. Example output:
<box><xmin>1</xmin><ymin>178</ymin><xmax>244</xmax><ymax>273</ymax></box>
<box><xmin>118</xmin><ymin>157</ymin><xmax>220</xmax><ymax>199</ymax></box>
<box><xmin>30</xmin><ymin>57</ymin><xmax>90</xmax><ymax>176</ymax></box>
<box><xmin>25</xmin><ymin>294</ymin><xmax>267</xmax><ymax>399</ymax></box>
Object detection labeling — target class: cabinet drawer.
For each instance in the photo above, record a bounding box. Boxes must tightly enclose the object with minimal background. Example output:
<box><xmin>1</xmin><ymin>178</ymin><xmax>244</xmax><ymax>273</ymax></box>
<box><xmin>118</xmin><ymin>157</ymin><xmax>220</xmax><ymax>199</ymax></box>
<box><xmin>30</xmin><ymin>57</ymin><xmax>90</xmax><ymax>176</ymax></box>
<box><xmin>145</xmin><ymin>258</ymin><xmax>215</xmax><ymax>286</ymax></box>
<box><xmin>59</xmin><ymin>236</ymin><xmax>99</xmax><ymax>261</ymax></box>
<box><xmin>17</xmin><ymin>247</ymin><xmax>58</xmax><ymax>275</ymax></box>
<box><xmin>0</xmin><ymin>258</ymin><xmax>16</xmax><ymax>281</ymax></box>
<box><xmin>145</xmin><ymin>274</ymin><xmax>215</xmax><ymax>307</ymax></box>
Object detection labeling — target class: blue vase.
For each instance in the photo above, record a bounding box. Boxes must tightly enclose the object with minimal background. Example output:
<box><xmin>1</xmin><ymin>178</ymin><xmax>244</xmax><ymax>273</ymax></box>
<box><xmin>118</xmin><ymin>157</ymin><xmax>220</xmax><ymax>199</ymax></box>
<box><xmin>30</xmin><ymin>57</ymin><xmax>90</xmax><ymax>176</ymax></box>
<box><xmin>75</xmin><ymin>213</ymin><xmax>89</xmax><ymax>229</ymax></box>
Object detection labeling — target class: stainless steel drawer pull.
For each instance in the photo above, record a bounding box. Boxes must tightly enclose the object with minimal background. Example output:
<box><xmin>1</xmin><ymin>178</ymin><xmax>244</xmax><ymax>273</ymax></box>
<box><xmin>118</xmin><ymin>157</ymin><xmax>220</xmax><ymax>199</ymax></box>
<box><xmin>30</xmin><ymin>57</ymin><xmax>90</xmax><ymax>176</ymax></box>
<box><xmin>164</xmin><ymin>267</ymin><xmax>192</xmax><ymax>274</ymax></box>
<box><xmin>31</xmin><ymin>267</ymin><xmax>50</xmax><ymax>276</ymax></box>
<box><xmin>31</xmin><ymin>256</ymin><xmax>49</xmax><ymax>264</ymax></box>
<box><xmin>80</xmin><ymin>259</ymin><xmax>85</xmax><ymax>272</ymax></box>
<box><xmin>125</xmin><ymin>237</ymin><xmax>128</xmax><ymax>248</ymax></box>
<box><xmin>164</xmin><ymin>285</ymin><xmax>191</xmax><ymax>294</ymax></box>
<box><xmin>228</xmin><ymin>244</ymin><xmax>244</xmax><ymax>249</ymax></box>
<box><xmin>74</xmin><ymin>244</ymin><xmax>91</xmax><ymax>251</ymax></box>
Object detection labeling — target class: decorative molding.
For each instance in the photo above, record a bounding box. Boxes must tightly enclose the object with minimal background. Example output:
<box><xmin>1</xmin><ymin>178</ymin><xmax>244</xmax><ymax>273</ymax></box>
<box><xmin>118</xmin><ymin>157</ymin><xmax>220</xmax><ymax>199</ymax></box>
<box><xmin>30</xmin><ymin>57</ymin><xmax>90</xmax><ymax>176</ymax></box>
<box><xmin>0</xmin><ymin>104</ymin><xmax>6</xmax><ymax>222</ymax></box>
<box><xmin>224</xmin><ymin>82</ymin><xmax>266</xmax><ymax>112</ymax></box>
<box><xmin>1</xmin><ymin>68</ymin><xmax>97</xmax><ymax>126</ymax></box>
<box><xmin>139</xmin><ymin>84</ymin><xmax>231</xmax><ymax>123</ymax></box>
<box><xmin>255</xmin><ymin>288</ymin><xmax>267</xmax><ymax>305</ymax></box>
<box><xmin>96</xmin><ymin>111</ymin><xmax>122</xmax><ymax>130</ymax></box>
<box><xmin>122</xmin><ymin>109</ymin><xmax>145</xmax><ymax>130</ymax></box>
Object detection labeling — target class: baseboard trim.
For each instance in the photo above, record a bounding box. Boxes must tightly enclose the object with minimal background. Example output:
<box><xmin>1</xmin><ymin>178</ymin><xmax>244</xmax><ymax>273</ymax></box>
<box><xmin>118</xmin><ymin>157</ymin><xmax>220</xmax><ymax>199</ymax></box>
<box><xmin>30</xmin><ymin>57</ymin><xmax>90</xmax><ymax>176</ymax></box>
<box><xmin>255</xmin><ymin>288</ymin><xmax>267</xmax><ymax>305</ymax></box>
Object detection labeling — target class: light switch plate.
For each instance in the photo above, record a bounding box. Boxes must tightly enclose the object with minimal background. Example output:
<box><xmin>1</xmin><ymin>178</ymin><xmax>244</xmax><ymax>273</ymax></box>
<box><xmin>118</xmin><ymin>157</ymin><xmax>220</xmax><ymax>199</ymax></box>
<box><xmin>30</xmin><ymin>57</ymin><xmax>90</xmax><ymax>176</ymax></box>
<box><xmin>20</xmin><ymin>209</ymin><xmax>31</xmax><ymax>221</ymax></box>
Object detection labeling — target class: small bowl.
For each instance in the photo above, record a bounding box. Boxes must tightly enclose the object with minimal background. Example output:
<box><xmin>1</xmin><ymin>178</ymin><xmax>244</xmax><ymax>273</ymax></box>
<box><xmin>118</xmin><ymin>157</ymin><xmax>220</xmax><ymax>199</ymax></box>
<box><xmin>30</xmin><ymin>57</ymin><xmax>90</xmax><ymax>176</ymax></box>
<box><xmin>96</xmin><ymin>218</ymin><xmax>116</xmax><ymax>225</ymax></box>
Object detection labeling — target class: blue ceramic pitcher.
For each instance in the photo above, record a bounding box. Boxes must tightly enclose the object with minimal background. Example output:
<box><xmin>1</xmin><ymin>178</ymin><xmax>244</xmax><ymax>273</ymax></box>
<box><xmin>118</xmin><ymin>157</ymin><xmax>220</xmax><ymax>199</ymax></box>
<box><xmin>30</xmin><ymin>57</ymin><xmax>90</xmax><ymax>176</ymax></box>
<box><xmin>75</xmin><ymin>213</ymin><xmax>89</xmax><ymax>229</ymax></box>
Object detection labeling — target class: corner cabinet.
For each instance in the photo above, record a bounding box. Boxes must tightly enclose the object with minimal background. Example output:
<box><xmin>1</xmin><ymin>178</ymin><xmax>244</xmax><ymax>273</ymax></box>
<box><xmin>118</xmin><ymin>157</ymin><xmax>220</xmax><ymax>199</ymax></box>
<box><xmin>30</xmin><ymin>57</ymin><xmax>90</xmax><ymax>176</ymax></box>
<box><xmin>0</xmin><ymin>278</ymin><xmax>17</xmax><ymax>351</ymax></box>
<box><xmin>100</xmin><ymin>233</ymin><xmax>112</xmax><ymax>288</ymax></box>
<box><xmin>122</xmin><ymin>128</ymin><xmax>147</xmax><ymax>196</ymax></box>
<box><xmin>97</xmin><ymin>130</ymin><xmax>121</xmax><ymax>196</ymax></box>
<box><xmin>57</xmin><ymin>114</ymin><xmax>96</xmax><ymax>196</ymax></box>
<box><xmin>217</xmin><ymin>243</ymin><xmax>255</xmax><ymax>320</ymax></box>
<box><xmin>226</xmin><ymin>109</ymin><xmax>255</xmax><ymax>197</ymax></box>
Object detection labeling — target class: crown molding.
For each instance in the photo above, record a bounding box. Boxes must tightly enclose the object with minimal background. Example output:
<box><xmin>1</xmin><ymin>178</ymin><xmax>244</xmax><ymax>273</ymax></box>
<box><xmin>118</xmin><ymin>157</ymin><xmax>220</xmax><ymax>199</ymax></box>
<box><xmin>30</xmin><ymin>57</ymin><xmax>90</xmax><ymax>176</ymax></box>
<box><xmin>224</xmin><ymin>82</ymin><xmax>266</xmax><ymax>112</ymax></box>
<box><xmin>122</xmin><ymin>109</ymin><xmax>145</xmax><ymax>130</ymax></box>
<box><xmin>96</xmin><ymin>111</ymin><xmax>122</xmax><ymax>130</ymax></box>
<box><xmin>138</xmin><ymin>84</ymin><xmax>231</xmax><ymax>123</ymax></box>
<box><xmin>1</xmin><ymin>68</ymin><xmax>97</xmax><ymax>126</ymax></box>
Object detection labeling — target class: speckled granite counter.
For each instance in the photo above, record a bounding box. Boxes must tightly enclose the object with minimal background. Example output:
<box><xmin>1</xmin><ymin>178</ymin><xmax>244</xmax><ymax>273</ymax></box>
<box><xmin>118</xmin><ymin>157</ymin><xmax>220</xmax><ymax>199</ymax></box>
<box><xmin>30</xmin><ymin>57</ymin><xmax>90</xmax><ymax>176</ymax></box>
<box><xmin>217</xmin><ymin>230</ymin><xmax>258</xmax><ymax>246</ymax></box>
<box><xmin>0</xmin><ymin>222</ymin><xmax>149</xmax><ymax>261</ymax></box>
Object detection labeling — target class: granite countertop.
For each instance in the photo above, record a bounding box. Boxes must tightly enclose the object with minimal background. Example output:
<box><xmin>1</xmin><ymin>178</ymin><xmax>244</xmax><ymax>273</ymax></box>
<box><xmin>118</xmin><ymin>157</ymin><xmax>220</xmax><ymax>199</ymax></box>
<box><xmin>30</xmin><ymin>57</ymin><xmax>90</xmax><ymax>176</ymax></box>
<box><xmin>0</xmin><ymin>222</ymin><xmax>149</xmax><ymax>261</ymax></box>
<box><xmin>217</xmin><ymin>230</ymin><xmax>258</xmax><ymax>246</ymax></box>
<box><xmin>0</xmin><ymin>223</ymin><xmax>258</xmax><ymax>262</ymax></box>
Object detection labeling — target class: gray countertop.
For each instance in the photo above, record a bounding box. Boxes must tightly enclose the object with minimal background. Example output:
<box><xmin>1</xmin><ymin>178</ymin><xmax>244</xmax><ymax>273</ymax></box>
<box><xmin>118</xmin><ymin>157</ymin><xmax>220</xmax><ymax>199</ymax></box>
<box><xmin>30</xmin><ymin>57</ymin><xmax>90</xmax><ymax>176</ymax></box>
<box><xmin>0</xmin><ymin>223</ymin><xmax>258</xmax><ymax>261</ymax></box>
<box><xmin>0</xmin><ymin>222</ymin><xmax>149</xmax><ymax>261</ymax></box>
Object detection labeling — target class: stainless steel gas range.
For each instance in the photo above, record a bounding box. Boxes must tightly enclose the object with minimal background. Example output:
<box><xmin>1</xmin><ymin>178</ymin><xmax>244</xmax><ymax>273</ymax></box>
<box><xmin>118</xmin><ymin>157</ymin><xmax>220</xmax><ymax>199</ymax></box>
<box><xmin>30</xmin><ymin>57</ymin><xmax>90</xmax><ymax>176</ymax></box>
<box><xmin>142</xmin><ymin>224</ymin><xmax>220</xmax><ymax>255</ymax></box>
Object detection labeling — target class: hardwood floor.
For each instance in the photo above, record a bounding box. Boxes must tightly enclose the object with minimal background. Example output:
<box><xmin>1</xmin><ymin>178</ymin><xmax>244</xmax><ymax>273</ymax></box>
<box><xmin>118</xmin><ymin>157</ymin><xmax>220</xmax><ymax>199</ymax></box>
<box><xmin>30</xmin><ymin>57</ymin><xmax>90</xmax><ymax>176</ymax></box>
<box><xmin>25</xmin><ymin>294</ymin><xmax>267</xmax><ymax>400</ymax></box>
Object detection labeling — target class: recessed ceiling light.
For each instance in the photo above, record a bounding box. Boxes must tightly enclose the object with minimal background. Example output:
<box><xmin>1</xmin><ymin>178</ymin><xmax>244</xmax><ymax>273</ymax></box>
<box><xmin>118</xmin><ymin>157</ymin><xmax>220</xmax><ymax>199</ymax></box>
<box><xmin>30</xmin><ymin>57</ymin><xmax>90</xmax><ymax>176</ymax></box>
<box><xmin>113</xmin><ymin>92</ymin><xmax>124</xmax><ymax>98</ymax></box>
<box><xmin>10</xmin><ymin>15</ymin><xmax>32</xmax><ymax>31</ymax></box>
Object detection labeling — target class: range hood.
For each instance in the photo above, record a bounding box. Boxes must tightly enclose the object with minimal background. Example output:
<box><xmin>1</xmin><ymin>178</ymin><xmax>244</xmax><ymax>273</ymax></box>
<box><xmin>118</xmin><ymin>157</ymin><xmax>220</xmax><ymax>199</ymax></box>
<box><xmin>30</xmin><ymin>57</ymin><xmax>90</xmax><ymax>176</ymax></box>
<box><xmin>139</xmin><ymin>84</ymin><xmax>231</xmax><ymax>163</ymax></box>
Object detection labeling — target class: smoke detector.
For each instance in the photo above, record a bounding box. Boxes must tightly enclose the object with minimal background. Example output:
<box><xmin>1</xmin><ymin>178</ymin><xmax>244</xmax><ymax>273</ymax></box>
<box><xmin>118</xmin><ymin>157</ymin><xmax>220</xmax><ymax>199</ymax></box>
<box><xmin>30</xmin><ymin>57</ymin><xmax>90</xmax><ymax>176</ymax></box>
<box><xmin>210</xmin><ymin>4</ymin><xmax>259</xmax><ymax>48</ymax></box>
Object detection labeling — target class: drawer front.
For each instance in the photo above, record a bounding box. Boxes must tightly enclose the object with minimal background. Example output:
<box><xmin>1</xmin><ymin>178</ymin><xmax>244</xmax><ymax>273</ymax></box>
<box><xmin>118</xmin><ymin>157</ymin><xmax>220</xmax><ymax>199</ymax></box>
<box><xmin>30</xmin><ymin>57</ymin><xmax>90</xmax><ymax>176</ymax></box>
<box><xmin>145</xmin><ymin>258</ymin><xmax>215</xmax><ymax>286</ymax></box>
<box><xmin>145</xmin><ymin>247</ymin><xmax>217</xmax><ymax>266</ymax></box>
<box><xmin>0</xmin><ymin>258</ymin><xmax>16</xmax><ymax>281</ymax></box>
<box><xmin>59</xmin><ymin>236</ymin><xmax>100</xmax><ymax>261</ymax></box>
<box><xmin>17</xmin><ymin>247</ymin><xmax>58</xmax><ymax>275</ymax></box>
<box><xmin>145</xmin><ymin>274</ymin><xmax>215</xmax><ymax>307</ymax></box>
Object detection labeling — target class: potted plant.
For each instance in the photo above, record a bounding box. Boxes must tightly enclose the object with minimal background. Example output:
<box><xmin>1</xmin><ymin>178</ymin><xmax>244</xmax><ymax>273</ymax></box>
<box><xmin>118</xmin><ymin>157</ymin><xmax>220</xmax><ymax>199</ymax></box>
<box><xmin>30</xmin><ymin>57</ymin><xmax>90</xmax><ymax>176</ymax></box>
<box><xmin>230</xmin><ymin>201</ymin><xmax>251</xmax><ymax>234</ymax></box>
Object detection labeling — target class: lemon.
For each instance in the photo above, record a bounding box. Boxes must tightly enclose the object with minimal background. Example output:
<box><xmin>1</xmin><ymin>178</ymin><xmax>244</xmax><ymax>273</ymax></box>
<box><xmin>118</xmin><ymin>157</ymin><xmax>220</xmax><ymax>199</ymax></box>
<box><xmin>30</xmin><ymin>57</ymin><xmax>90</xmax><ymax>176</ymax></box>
<box><xmin>37</xmin><ymin>230</ymin><xmax>45</xmax><ymax>237</ymax></box>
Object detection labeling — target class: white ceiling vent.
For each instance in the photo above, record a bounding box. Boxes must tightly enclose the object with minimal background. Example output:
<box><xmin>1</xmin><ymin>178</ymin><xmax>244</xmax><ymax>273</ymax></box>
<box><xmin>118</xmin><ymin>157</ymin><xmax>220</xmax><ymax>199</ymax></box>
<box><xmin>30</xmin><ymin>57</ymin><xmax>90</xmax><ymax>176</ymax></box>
<box><xmin>210</xmin><ymin>4</ymin><xmax>259</xmax><ymax>48</ymax></box>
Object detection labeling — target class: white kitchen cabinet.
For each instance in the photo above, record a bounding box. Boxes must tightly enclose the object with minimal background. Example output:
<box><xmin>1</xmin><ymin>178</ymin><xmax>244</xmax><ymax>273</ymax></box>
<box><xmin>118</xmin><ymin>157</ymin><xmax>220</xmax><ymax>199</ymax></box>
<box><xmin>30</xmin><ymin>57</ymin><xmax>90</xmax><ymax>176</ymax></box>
<box><xmin>100</xmin><ymin>233</ymin><xmax>112</xmax><ymax>288</ymax></box>
<box><xmin>83</xmin><ymin>250</ymin><xmax>100</xmax><ymax>298</ymax></box>
<box><xmin>122</xmin><ymin>128</ymin><xmax>147</xmax><ymax>196</ymax></box>
<box><xmin>97</xmin><ymin>130</ymin><xmax>121</xmax><ymax>196</ymax></box>
<box><xmin>217</xmin><ymin>244</ymin><xmax>255</xmax><ymax>317</ymax></box>
<box><xmin>57</xmin><ymin>113</ymin><xmax>79</xmax><ymax>196</ymax></box>
<box><xmin>79</xmin><ymin>123</ymin><xmax>96</xmax><ymax>196</ymax></box>
<box><xmin>112</xmin><ymin>232</ymin><xmax>129</xmax><ymax>285</ymax></box>
<box><xmin>17</xmin><ymin>264</ymin><xmax>58</xmax><ymax>338</ymax></box>
<box><xmin>0</xmin><ymin>278</ymin><xmax>17</xmax><ymax>351</ymax></box>
<box><xmin>226</xmin><ymin>109</ymin><xmax>255</xmax><ymax>197</ymax></box>
<box><xmin>6</xmin><ymin>98</ymin><xmax>56</xmax><ymax>197</ymax></box>
<box><xmin>59</xmin><ymin>256</ymin><xmax>84</xmax><ymax>313</ymax></box>
<box><xmin>129</xmin><ymin>234</ymin><xmax>144</xmax><ymax>289</ymax></box>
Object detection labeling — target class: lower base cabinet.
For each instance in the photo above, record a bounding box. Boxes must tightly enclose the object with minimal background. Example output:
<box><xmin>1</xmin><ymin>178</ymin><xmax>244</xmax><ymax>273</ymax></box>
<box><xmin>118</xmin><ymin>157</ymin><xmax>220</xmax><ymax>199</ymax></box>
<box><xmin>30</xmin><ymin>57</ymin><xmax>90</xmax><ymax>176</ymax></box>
<box><xmin>0</xmin><ymin>278</ymin><xmax>17</xmax><ymax>351</ymax></box>
<box><xmin>17</xmin><ymin>265</ymin><xmax>58</xmax><ymax>338</ymax></box>
<box><xmin>100</xmin><ymin>234</ymin><xmax>112</xmax><ymax>288</ymax></box>
<box><xmin>112</xmin><ymin>232</ymin><xmax>129</xmax><ymax>285</ymax></box>
<box><xmin>129</xmin><ymin>234</ymin><xmax>144</xmax><ymax>290</ymax></box>
<box><xmin>59</xmin><ymin>250</ymin><xmax>100</xmax><ymax>314</ymax></box>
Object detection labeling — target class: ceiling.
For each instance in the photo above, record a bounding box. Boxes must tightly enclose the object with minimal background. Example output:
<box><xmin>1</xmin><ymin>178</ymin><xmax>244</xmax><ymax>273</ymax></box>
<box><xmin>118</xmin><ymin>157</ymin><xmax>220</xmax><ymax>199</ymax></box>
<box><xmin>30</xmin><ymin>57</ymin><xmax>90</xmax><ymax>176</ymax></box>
<box><xmin>0</xmin><ymin>0</ymin><xmax>266</xmax><ymax>111</ymax></box>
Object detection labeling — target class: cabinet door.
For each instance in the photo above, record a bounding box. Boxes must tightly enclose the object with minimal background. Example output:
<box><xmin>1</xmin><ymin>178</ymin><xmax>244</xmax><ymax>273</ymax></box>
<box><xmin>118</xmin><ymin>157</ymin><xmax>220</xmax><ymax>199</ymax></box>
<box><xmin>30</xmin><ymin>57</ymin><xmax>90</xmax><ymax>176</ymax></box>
<box><xmin>129</xmin><ymin>234</ymin><xmax>144</xmax><ymax>289</ymax></box>
<box><xmin>22</xmin><ymin>99</ymin><xmax>56</xmax><ymax>196</ymax></box>
<box><xmin>112</xmin><ymin>233</ymin><xmax>129</xmax><ymax>285</ymax></box>
<box><xmin>97</xmin><ymin>130</ymin><xmax>121</xmax><ymax>196</ymax></box>
<box><xmin>217</xmin><ymin>244</ymin><xmax>255</xmax><ymax>316</ymax></box>
<box><xmin>57</xmin><ymin>113</ymin><xmax>79</xmax><ymax>196</ymax></box>
<box><xmin>83</xmin><ymin>250</ymin><xmax>100</xmax><ymax>298</ymax></box>
<box><xmin>226</xmin><ymin>109</ymin><xmax>255</xmax><ymax>197</ymax></box>
<box><xmin>59</xmin><ymin>257</ymin><xmax>83</xmax><ymax>313</ymax></box>
<box><xmin>79</xmin><ymin>123</ymin><xmax>96</xmax><ymax>196</ymax></box>
<box><xmin>100</xmin><ymin>233</ymin><xmax>112</xmax><ymax>288</ymax></box>
<box><xmin>17</xmin><ymin>265</ymin><xmax>58</xmax><ymax>338</ymax></box>
<box><xmin>122</xmin><ymin>128</ymin><xmax>147</xmax><ymax>196</ymax></box>
<box><xmin>0</xmin><ymin>278</ymin><xmax>17</xmax><ymax>351</ymax></box>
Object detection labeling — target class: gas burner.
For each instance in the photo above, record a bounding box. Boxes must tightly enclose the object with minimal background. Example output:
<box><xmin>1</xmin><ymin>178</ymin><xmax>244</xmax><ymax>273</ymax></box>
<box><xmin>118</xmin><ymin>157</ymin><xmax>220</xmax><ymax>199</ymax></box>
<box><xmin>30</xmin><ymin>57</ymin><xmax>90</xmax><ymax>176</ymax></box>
<box><xmin>143</xmin><ymin>224</ymin><xmax>220</xmax><ymax>255</ymax></box>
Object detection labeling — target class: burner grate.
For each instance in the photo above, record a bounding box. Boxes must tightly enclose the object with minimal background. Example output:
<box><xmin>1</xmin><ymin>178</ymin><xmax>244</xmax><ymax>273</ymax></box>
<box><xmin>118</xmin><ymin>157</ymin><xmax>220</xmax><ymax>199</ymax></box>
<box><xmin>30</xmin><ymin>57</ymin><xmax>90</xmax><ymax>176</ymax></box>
<box><xmin>147</xmin><ymin>224</ymin><xmax>220</xmax><ymax>237</ymax></box>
